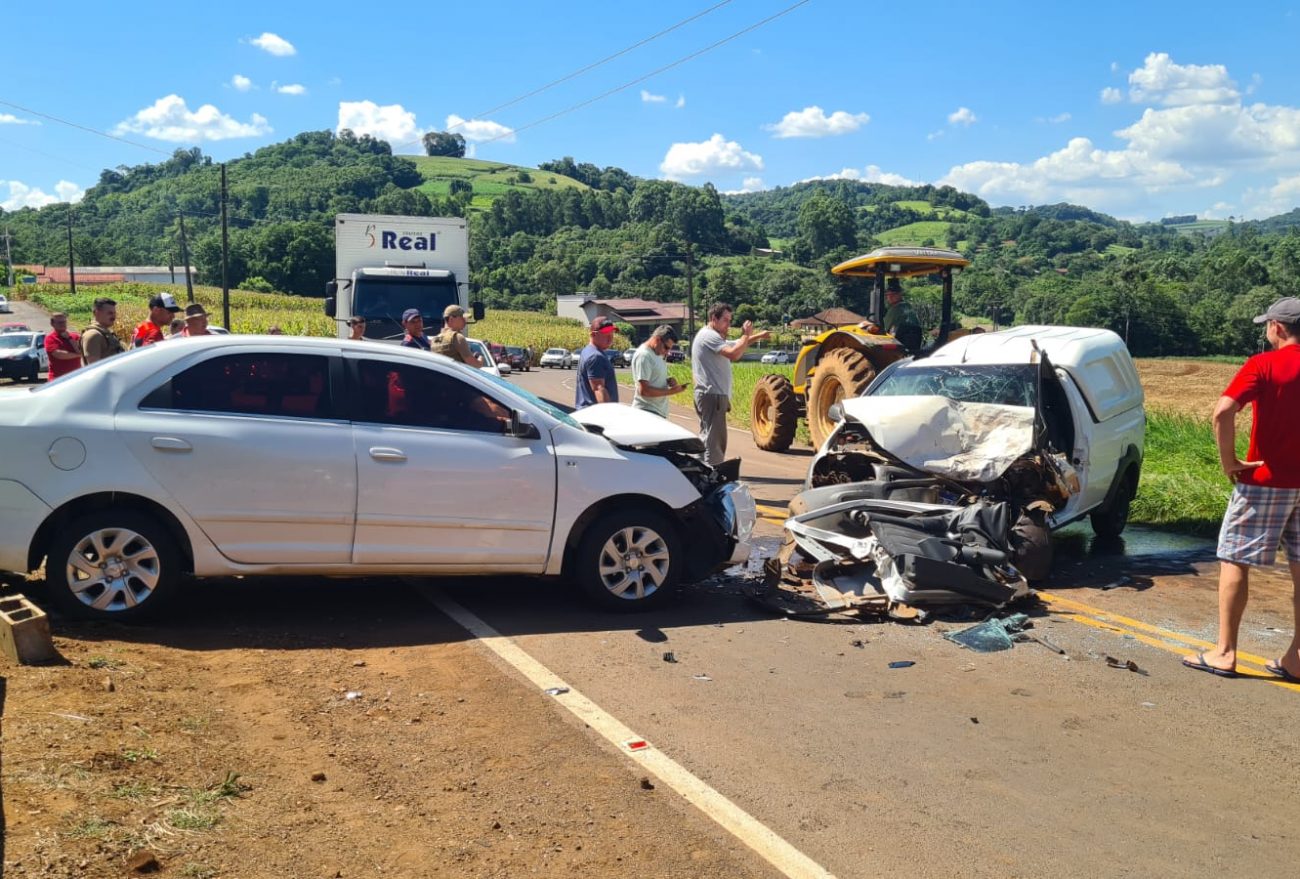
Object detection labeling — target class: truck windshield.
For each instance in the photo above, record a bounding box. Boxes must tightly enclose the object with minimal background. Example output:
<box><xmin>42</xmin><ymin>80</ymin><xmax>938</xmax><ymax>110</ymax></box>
<box><xmin>353</xmin><ymin>277</ymin><xmax>459</xmax><ymax>323</ymax></box>
<box><xmin>871</xmin><ymin>364</ymin><xmax>1039</xmax><ymax>408</ymax></box>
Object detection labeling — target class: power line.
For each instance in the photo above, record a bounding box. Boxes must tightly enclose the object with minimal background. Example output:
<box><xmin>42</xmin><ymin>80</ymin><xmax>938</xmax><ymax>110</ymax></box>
<box><xmin>0</xmin><ymin>99</ymin><xmax>172</xmax><ymax>156</ymax></box>
<box><xmin>396</xmin><ymin>0</ymin><xmax>736</xmax><ymax>150</ymax></box>
<box><xmin>471</xmin><ymin>0</ymin><xmax>814</xmax><ymax>148</ymax></box>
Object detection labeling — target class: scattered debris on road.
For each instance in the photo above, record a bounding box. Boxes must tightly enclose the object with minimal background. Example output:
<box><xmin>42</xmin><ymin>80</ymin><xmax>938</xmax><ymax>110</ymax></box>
<box><xmin>662</xmin><ymin>651</ymin><xmax>678</xmax><ymax>663</ymax></box>
<box><xmin>888</xmin><ymin>660</ymin><xmax>916</xmax><ymax>669</ymax></box>
<box><xmin>543</xmin><ymin>686</ymin><xmax>570</xmax><ymax>696</ymax></box>
<box><xmin>1106</xmin><ymin>655</ymin><xmax>1147</xmax><ymax>675</ymax></box>
<box><xmin>944</xmin><ymin>613</ymin><xmax>1032</xmax><ymax>652</ymax></box>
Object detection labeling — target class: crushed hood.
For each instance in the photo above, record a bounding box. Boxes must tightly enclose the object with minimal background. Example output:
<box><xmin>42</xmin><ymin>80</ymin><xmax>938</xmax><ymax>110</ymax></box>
<box><xmin>571</xmin><ymin>403</ymin><xmax>706</xmax><ymax>453</ymax></box>
<box><xmin>840</xmin><ymin>395</ymin><xmax>1035</xmax><ymax>482</ymax></box>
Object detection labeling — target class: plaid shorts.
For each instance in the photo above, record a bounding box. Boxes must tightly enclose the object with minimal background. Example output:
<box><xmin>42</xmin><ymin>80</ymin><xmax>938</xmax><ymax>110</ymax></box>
<box><xmin>1217</xmin><ymin>483</ymin><xmax>1300</xmax><ymax>566</ymax></box>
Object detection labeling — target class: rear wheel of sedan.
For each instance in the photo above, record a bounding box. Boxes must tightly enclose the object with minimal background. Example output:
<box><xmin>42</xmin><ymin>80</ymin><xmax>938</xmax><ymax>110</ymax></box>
<box><xmin>575</xmin><ymin>508</ymin><xmax>682</xmax><ymax>611</ymax></box>
<box><xmin>46</xmin><ymin>510</ymin><xmax>181</xmax><ymax>621</ymax></box>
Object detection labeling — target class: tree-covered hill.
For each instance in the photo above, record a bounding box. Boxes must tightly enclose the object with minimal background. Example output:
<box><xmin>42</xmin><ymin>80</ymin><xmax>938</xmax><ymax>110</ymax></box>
<box><xmin>3</xmin><ymin>130</ymin><xmax>1299</xmax><ymax>357</ymax></box>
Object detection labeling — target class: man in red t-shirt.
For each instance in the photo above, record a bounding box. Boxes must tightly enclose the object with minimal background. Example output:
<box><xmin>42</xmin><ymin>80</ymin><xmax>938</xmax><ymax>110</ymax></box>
<box><xmin>1184</xmin><ymin>297</ymin><xmax>1300</xmax><ymax>681</ymax></box>
<box><xmin>44</xmin><ymin>312</ymin><xmax>83</xmax><ymax>380</ymax></box>
<box><xmin>133</xmin><ymin>292</ymin><xmax>181</xmax><ymax>347</ymax></box>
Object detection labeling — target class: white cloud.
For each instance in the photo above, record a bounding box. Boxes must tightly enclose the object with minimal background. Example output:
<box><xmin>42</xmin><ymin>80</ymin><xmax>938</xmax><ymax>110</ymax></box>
<box><xmin>1117</xmin><ymin>102</ymin><xmax>1300</xmax><ymax>164</ymax></box>
<box><xmin>1127</xmin><ymin>52</ymin><xmax>1237</xmax><ymax>106</ymax></box>
<box><xmin>2</xmin><ymin>179</ymin><xmax>84</xmax><ymax>210</ymax></box>
<box><xmin>1241</xmin><ymin>174</ymin><xmax>1300</xmax><ymax>218</ymax></box>
<box><xmin>1110</xmin><ymin>61</ymin><xmax>1120</xmax><ymax>74</ymax></box>
<box><xmin>1100</xmin><ymin>87</ymin><xmax>1123</xmax><ymax>105</ymax></box>
<box><xmin>0</xmin><ymin>112</ymin><xmax>38</xmax><ymax>125</ymax></box>
<box><xmin>114</xmin><ymin>95</ymin><xmax>271</xmax><ymax>142</ymax></box>
<box><xmin>446</xmin><ymin>113</ymin><xmax>515</xmax><ymax>144</ymax></box>
<box><xmin>276</xmin><ymin>83</ymin><xmax>307</xmax><ymax>96</ymax></box>
<box><xmin>800</xmin><ymin>165</ymin><xmax>920</xmax><ymax>187</ymax></box>
<box><xmin>659</xmin><ymin>133</ymin><xmax>763</xmax><ymax>180</ymax></box>
<box><xmin>230</xmin><ymin>74</ymin><xmax>253</xmax><ymax>92</ymax></box>
<box><xmin>765</xmin><ymin>106</ymin><xmax>870</xmax><ymax>139</ymax></box>
<box><xmin>722</xmin><ymin>177</ymin><xmax>765</xmax><ymax>195</ymax></box>
<box><xmin>327</xmin><ymin>76</ymin><xmax>343</xmax><ymax>87</ymax></box>
<box><xmin>337</xmin><ymin>100</ymin><xmax>421</xmax><ymax>149</ymax></box>
<box><xmin>1046</xmin><ymin>112</ymin><xmax>1071</xmax><ymax>124</ymax></box>
<box><xmin>926</xmin><ymin>130</ymin><xmax>944</xmax><ymax>141</ymax></box>
<box><xmin>948</xmin><ymin>106</ymin><xmax>978</xmax><ymax>126</ymax></box>
<box><xmin>641</xmin><ymin>90</ymin><xmax>666</xmax><ymax>103</ymax></box>
<box><xmin>675</xmin><ymin>94</ymin><xmax>686</xmax><ymax>109</ymax></box>
<box><xmin>248</xmin><ymin>32</ymin><xmax>296</xmax><ymax>57</ymax></box>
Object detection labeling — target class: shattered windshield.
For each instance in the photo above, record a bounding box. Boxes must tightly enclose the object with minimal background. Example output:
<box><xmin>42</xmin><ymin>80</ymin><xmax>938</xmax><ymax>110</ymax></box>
<box><xmin>871</xmin><ymin>364</ymin><xmax>1038</xmax><ymax>408</ymax></box>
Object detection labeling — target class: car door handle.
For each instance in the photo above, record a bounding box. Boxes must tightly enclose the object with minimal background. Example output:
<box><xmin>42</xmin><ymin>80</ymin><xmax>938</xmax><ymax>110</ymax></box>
<box><xmin>150</xmin><ymin>436</ymin><xmax>192</xmax><ymax>452</ymax></box>
<box><xmin>369</xmin><ymin>447</ymin><xmax>407</xmax><ymax>463</ymax></box>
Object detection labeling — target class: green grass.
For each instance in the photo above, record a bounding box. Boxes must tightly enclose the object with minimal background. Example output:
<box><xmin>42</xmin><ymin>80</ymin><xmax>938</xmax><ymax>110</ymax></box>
<box><xmin>1105</xmin><ymin>244</ymin><xmax>1137</xmax><ymax>256</ymax></box>
<box><xmin>1172</xmin><ymin>219</ymin><xmax>1231</xmax><ymax>235</ymax></box>
<box><xmin>874</xmin><ymin>220</ymin><xmax>952</xmax><ymax>247</ymax></box>
<box><xmin>410</xmin><ymin>156</ymin><xmax>587</xmax><ymax>207</ymax></box>
<box><xmin>1131</xmin><ymin>411</ymin><xmax>1234</xmax><ymax>535</ymax></box>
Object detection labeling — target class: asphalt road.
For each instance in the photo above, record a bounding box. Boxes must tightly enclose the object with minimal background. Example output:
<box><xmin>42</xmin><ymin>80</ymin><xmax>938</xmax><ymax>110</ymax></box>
<box><xmin>4</xmin><ymin>328</ymin><xmax>1297</xmax><ymax>876</ymax></box>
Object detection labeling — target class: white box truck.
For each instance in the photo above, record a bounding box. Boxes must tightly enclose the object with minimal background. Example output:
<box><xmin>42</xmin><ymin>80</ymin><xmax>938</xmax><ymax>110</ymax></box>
<box><xmin>323</xmin><ymin>213</ymin><xmax>482</xmax><ymax>340</ymax></box>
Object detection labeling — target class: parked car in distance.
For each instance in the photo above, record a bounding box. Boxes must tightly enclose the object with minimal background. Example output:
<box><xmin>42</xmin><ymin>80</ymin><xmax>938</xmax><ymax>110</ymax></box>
<box><xmin>540</xmin><ymin>347</ymin><xmax>574</xmax><ymax>369</ymax></box>
<box><xmin>0</xmin><ymin>294</ymin><xmax>10</xmax><ymax>313</ymax></box>
<box><xmin>468</xmin><ymin>338</ymin><xmax>509</xmax><ymax>376</ymax></box>
<box><xmin>502</xmin><ymin>346</ymin><xmax>531</xmax><ymax>372</ymax></box>
<box><xmin>666</xmin><ymin>348</ymin><xmax>685</xmax><ymax>363</ymax></box>
<box><xmin>0</xmin><ymin>331</ymin><xmax>48</xmax><ymax>382</ymax></box>
<box><xmin>760</xmin><ymin>350</ymin><xmax>792</xmax><ymax>364</ymax></box>
<box><xmin>605</xmin><ymin>349</ymin><xmax>626</xmax><ymax>369</ymax></box>
<box><xmin>807</xmin><ymin>325</ymin><xmax>1145</xmax><ymax>539</ymax></box>
<box><xmin>0</xmin><ymin>336</ymin><xmax>753</xmax><ymax>620</ymax></box>
<box><xmin>622</xmin><ymin>348</ymin><xmax>636</xmax><ymax>366</ymax></box>
<box><xmin>1</xmin><ymin>322</ymin><xmax>32</xmax><ymax>333</ymax></box>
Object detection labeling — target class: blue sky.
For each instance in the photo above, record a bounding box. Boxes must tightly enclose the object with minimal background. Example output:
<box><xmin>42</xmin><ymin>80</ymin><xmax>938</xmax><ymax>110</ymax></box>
<box><xmin>4</xmin><ymin>0</ymin><xmax>1300</xmax><ymax>221</ymax></box>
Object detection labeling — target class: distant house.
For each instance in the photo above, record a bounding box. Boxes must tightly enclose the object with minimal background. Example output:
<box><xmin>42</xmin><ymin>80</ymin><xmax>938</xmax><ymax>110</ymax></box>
<box><xmin>751</xmin><ymin>247</ymin><xmax>785</xmax><ymax>258</ymax></box>
<box><xmin>15</xmin><ymin>264</ymin><xmax>195</xmax><ymax>286</ymax></box>
<box><xmin>788</xmin><ymin>307</ymin><xmax>867</xmax><ymax>330</ymax></box>
<box><xmin>557</xmin><ymin>294</ymin><xmax>695</xmax><ymax>342</ymax></box>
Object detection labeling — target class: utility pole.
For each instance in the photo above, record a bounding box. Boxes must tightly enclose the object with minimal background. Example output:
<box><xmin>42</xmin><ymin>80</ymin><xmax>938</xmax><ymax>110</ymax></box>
<box><xmin>2</xmin><ymin>226</ymin><xmax>13</xmax><ymax>288</ymax></box>
<box><xmin>685</xmin><ymin>241</ymin><xmax>695</xmax><ymax>342</ymax></box>
<box><xmin>220</xmin><ymin>164</ymin><xmax>231</xmax><ymax>330</ymax></box>
<box><xmin>66</xmin><ymin>207</ymin><xmax>77</xmax><ymax>295</ymax></box>
<box><xmin>177</xmin><ymin>211</ymin><xmax>194</xmax><ymax>303</ymax></box>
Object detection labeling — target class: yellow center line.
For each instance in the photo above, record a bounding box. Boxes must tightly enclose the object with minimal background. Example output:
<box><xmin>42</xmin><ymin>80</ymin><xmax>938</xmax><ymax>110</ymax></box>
<box><xmin>1039</xmin><ymin>591</ymin><xmax>1300</xmax><ymax>692</ymax></box>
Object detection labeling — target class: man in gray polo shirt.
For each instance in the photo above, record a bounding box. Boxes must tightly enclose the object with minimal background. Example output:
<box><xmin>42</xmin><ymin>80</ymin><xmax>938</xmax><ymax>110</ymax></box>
<box><xmin>691</xmin><ymin>302</ymin><xmax>768</xmax><ymax>466</ymax></box>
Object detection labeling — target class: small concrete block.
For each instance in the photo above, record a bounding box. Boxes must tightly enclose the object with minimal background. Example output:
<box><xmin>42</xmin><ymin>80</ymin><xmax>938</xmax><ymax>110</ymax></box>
<box><xmin>0</xmin><ymin>595</ymin><xmax>58</xmax><ymax>664</ymax></box>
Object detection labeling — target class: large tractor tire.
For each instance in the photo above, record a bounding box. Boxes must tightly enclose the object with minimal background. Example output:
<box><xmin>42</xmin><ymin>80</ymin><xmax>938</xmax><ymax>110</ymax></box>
<box><xmin>806</xmin><ymin>348</ymin><xmax>877</xmax><ymax>449</ymax></box>
<box><xmin>750</xmin><ymin>373</ymin><xmax>799</xmax><ymax>452</ymax></box>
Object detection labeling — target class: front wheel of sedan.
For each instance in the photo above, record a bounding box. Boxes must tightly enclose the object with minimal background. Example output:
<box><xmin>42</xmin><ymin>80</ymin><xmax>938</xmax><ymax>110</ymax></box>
<box><xmin>575</xmin><ymin>509</ymin><xmax>682</xmax><ymax>612</ymax></box>
<box><xmin>46</xmin><ymin>510</ymin><xmax>182</xmax><ymax>621</ymax></box>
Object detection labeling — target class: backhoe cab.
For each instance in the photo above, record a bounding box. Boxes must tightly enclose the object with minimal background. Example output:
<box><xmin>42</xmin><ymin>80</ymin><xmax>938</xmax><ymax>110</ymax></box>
<box><xmin>749</xmin><ymin>246</ymin><xmax>971</xmax><ymax>452</ymax></box>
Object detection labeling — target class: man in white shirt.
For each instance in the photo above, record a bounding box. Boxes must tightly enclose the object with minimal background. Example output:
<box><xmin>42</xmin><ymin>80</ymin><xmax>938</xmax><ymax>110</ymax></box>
<box><xmin>690</xmin><ymin>302</ymin><xmax>768</xmax><ymax>466</ymax></box>
<box><xmin>631</xmin><ymin>325</ymin><xmax>687</xmax><ymax>418</ymax></box>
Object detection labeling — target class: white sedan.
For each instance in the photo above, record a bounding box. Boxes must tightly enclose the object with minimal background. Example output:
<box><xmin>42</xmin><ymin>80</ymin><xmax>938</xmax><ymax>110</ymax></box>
<box><xmin>0</xmin><ymin>293</ymin><xmax>10</xmax><ymax>313</ymax></box>
<box><xmin>760</xmin><ymin>350</ymin><xmax>792</xmax><ymax>364</ymax></box>
<box><xmin>0</xmin><ymin>336</ymin><xmax>753</xmax><ymax>620</ymax></box>
<box><xmin>540</xmin><ymin>347</ymin><xmax>573</xmax><ymax>369</ymax></box>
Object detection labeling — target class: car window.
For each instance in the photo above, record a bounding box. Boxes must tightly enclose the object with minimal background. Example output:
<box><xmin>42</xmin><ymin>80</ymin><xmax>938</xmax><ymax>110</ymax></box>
<box><xmin>354</xmin><ymin>359</ymin><xmax>511</xmax><ymax>434</ymax></box>
<box><xmin>0</xmin><ymin>334</ymin><xmax>33</xmax><ymax>349</ymax></box>
<box><xmin>871</xmin><ymin>364</ymin><xmax>1039</xmax><ymax>407</ymax></box>
<box><xmin>142</xmin><ymin>353</ymin><xmax>334</xmax><ymax>419</ymax></box>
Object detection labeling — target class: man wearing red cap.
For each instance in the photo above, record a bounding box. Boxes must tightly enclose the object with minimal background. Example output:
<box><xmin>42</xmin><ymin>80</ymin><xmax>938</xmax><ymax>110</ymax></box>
<box><xmin>575</xmin><ymin>316</ymin><xmax>619</xmax><ymax>409</ymax></box>
<box><xmin>1184</xmin><ymin>296</ymin><xmax>1300</xmax><ymax>681</ymax></box>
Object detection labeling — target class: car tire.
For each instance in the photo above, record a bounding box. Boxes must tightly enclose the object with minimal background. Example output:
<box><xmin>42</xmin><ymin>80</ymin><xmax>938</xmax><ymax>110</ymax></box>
<box><xmin>807</xmin><ymin>348</ymin><xmax>877</xmax><ymax>449</ymax></box>
<box><xmin>1090</xmin><ymin>471</ymin><xmax>1137</xmax><ymax>538</ymax></box>
<box><xmin>751</xmin><ymin>373</ymin><xmax>799</xmax><ymax>452</ymax></box>
<box><xmin>574</xmin><ymin>508</ymin><xmax>682</xmax><ymax>612</ymax></box>
<box><xmin>45</xmin><ymin>510</ymin><xmax>182</xmax><ymax>621</ymax></box>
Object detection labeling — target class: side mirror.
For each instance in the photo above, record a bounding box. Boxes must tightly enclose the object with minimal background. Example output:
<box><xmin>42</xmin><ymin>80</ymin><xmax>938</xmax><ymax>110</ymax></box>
<box><xmin>324</xmin><ymin>296</ymin><xmax>336</xmax><ymax>318</ymax></box>
<box><xmin>471</xmin><ymin>301</ymin><xmax>485</xmax><ymax>321</ymax></box>
<box><xmin>325</xmin><ymin>280</ymin><xmax>338</xmax><ymax>297</ymax></box>
<box><xmin>827</xmin><ymin>402</ymin><xmax>844</xmax><ymax>424</ymax></box>
<box><xmin>508</xmin><ymin>409</ymin><xmax>541</xmax><ymax>440</ymax></box>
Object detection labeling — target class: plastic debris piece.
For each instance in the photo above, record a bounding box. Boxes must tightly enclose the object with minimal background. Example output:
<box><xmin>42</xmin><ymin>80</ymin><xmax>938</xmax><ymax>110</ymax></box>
<box><xmin>1029</xmin><ymin>634</ymin><xmax>1067</xmax><ymax>655</ymax></box>
<box><xmin>662</xmin><ymin>652</ymin><xmax>678</xmax><ymax>663</ymax></box>
<box><xmin>1105</xmin><ymin>656</ymin><xmax>1147</xmax><ymax>675</ymax></box>
<box><xmin>624</xmin><ymin>739</ymin><xmax>649</xmax><ymax>752</ymax></box>
<box><xmin>944</xmin><ymin>613</ymin><xmax>1031</xmax><ymax>653</ymax></box>
<box><xmin>344</xmin><ymin>691</ymin><xmax>363</xmax><ymax>701</ymax></box>
<box><xmin>692</xmin><ymin>673</ymin><xmax>713</xmax><ymax>682</ymax></box>
<box><xmin>970</xmin><ymin>717</ymin><xmax>980</xmax><ymax>724</ymax></box>
<box><xmin>850</xmin><ymin>639</ymin><xmax>866</xmax><ymax>649</ymax></box>
<box><xmin>543</xmin><ymin>686</ymin><xmax>570</xmax><ymax>696</ymax></box>
<box><xmin>888</xmin><ymin>660</ymin><xmax>915</xmax><ymax>669</ymax></box>
<box><xmin>1141</xmin><ymin>702</ymin><xmax>1156</xmax><ymax>708</ymax></box>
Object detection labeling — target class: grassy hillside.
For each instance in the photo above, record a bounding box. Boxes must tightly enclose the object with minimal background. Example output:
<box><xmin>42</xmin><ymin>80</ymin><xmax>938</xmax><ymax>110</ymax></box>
<box><xmin>1171</xmin><ymin>219</ymin><xmax>1230</xmax><ymax>236</ymax></box>
<box><xmin>874</xmin><ymin>220</ymin><xmax>952</xmax><ymax>246</ymax></box>
<box><xmin>410</xmin><ymin>156</ymin><xmax>588</xmax><ymax>209</ymax></box>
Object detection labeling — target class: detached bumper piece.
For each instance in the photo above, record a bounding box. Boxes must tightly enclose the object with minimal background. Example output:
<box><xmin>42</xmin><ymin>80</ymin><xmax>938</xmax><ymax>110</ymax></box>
<box><xmin>755</xmin><ymin>494</ymin><xmax>1030</xmax><ymax>620</ymax></box>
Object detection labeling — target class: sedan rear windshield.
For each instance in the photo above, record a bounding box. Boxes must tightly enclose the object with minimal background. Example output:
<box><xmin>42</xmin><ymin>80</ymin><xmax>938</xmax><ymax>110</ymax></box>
<box><xmin>871</xmin><ymin>364</ymin><xmax>1039</xmax><ymax>408</ymax></box>
<box><xmin>0</xmin><ymin>334</ymin><xmax>35</xmax><ymax>348</ymax></box>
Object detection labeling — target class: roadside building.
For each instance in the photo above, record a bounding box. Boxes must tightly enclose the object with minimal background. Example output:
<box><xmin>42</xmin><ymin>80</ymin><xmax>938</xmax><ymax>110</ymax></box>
<box><xmin>556</xmin><ymin>294</ymin><xmax>695</xmax><ymax>345</ymax></box>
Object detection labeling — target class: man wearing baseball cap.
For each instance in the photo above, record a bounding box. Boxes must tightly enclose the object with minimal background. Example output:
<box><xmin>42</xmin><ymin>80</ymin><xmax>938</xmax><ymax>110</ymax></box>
<box><xmin>134</xmin><ymin>292</ymin><xmax>180</xmax><ymax>347</ymax></box>
<box><xmin>1185</xmin><ymin>297</ymin><xmax>1300</xmax><ymax>681</ymax></box>
<box><xmin>399</xmin><ymin>308</ymin><xmax>431</xmax><ymax>351</ymax></box>
<box><xmin>575</xmin><ymin>316</ymin><xmax>619</xmax><ymax>408</ymax></box>
<box><xmin>431</xmin><ymin>304</ymin><xmax>483</xmax><ymax>366</ymax></box>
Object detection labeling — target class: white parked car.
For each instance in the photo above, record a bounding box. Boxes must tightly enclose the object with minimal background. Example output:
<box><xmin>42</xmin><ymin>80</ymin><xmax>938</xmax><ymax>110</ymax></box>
<box><xmin>0</xmin><ymin>336</ymin><xmax>753</xmax><ymax>620</ymax></box>
<box><xmin>760</xmin><ymin>350</ymin><xmax>791</xmax><ymax>364</ymax></box>
<box><xmin>807</xmin><ymin>325</ymin><xmax>1145</xmax><ymax>538</ymax></box>
<box><xmin>0</xmin><ymin>332</ymin><xmax>48</xmax><ymax>382</ymax></box>
<box><xmin>0</xmin><ymin>293</ymin><xmax>10</xmax><ymax>313</ymax></box>
<box><xmin>540</xmin><ymin>347</ymin><xmax>574</xmax><ymax>369</ymax></box>
<box><xmin>468</xmin><ymin>338</ymin><xmax>509</xmax><ymax>376</ymax></box>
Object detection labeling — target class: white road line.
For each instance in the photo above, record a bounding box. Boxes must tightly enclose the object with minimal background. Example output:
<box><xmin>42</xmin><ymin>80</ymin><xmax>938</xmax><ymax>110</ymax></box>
<box><xmin>418</xmin><ymin>584</ymin><xmax>838</xmax><ymax>879</ymax></box>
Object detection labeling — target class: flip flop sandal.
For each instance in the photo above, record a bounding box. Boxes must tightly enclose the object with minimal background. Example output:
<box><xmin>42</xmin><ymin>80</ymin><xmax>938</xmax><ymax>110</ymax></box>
<box><xmin>1264</xmin><ymin>661</ymin><xmax>1300</xmax><ymax>683</ymax></box>
<box><xmin>1182</xmin><ymin>652</ymin><xmax>1239</xmax><ymax>678</ymax></box>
